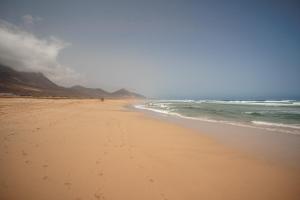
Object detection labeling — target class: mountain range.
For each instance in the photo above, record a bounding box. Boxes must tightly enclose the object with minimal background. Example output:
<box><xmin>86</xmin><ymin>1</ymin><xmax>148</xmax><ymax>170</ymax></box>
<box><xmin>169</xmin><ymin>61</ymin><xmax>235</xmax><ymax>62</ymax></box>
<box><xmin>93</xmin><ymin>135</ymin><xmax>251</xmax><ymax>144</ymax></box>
<box><xmin>0</xmin><ymin>64</ymin><xmax>145</xmax><ymax>99</ymax></box>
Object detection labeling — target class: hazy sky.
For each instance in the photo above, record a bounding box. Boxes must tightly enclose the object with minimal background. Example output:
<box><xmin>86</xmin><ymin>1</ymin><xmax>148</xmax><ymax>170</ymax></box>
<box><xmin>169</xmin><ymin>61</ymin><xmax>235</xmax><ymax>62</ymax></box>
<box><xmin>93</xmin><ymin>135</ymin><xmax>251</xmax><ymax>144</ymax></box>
<box><xmin>0</xmin><ymin>0</ymin><xmax>299</xmax><ymax>99</ymax></box>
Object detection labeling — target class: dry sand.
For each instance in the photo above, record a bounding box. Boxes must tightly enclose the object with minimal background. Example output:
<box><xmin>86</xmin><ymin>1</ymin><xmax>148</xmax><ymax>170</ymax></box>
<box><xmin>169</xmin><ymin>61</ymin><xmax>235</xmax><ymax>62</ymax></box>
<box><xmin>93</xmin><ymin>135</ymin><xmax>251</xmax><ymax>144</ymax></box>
<box><xmin>0</xmin><ymin>98</ymin><xmax>299</xmax><ymax>200</ymax></box>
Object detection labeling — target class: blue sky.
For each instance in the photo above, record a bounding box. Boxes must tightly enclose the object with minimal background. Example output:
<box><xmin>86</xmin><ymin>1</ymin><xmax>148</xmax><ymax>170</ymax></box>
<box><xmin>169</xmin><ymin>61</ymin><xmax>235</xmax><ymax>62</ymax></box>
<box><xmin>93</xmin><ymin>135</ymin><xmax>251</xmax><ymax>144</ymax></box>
<box><xmin>0</xmin><ymin>0</ymin><xmax>299</xmax><ymax>99</ymax></box>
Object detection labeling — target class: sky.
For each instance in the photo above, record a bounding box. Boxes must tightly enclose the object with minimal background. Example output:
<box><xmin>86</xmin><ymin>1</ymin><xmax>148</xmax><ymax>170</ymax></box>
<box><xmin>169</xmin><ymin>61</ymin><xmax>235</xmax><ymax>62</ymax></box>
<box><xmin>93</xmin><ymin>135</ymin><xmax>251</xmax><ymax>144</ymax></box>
<box><xmin>0</xmin><ymin>0</ymin><xmax>299</xmax><ymax>99</ymax></box>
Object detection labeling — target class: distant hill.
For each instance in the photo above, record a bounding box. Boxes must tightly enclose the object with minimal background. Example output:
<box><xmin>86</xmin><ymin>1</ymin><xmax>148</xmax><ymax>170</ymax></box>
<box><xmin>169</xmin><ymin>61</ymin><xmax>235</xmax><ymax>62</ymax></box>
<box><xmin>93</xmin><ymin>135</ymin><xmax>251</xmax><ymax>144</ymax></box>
<box><xmin>0</xmin><ymin>64</ymin><xmax>145</xmax><ymax>99</ymax></box>
<box><xmin>111</xmin><ymin>88</ymin><xmax>145</xmax><ymax>99</ymax></box>
<box><xmin>70</xmin><ymin>85</ymin><xmax>110</xmax><ymax>98</ymax></box>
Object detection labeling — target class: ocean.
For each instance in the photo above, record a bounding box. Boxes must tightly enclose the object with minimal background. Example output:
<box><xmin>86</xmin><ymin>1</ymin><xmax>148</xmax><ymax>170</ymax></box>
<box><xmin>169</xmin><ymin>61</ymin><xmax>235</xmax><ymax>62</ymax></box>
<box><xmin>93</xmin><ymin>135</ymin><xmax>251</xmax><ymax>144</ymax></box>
<box><xmin>135</xmin><ymin>100</ymin><xmax>300</xmax><ymax>135</ymax></box>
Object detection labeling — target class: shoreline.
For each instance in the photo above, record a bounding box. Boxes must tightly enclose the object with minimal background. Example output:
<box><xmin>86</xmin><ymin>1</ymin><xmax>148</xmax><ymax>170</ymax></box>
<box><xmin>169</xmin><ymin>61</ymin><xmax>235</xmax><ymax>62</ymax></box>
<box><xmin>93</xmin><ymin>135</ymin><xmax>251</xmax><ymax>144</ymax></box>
<box><xmin>132</xmin><ymin>103</ymin><xmax>300</xmax><ymax>168</ymax></box>
<box><xmin>1</xmin><ymin>98</ymin><xmax>299</xmax><ymax>200</ymax></box>
<box><xmin>133</xmin><ymin>102</ymin><xmax>300</xmax><ymax>136</ymax></box>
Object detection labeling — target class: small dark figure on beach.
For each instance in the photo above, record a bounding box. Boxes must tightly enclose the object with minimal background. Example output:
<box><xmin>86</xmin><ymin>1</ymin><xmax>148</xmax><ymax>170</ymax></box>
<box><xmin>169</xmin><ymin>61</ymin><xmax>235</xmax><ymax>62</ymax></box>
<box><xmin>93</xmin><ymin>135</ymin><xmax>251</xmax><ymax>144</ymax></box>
<box><xmin>100</xmin><ymin>98</ymin><xmax>104</xmax><ymax>102</ymax></box>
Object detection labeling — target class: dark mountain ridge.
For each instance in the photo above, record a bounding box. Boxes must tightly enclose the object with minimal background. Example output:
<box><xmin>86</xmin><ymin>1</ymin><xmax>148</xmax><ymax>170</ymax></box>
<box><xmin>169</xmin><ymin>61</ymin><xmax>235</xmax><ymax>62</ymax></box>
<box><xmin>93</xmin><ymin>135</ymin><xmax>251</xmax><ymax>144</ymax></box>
<box><xmin>0</xmin><ymin>64</ymin><xmax>145</xmax><ymax>99</ymax></box>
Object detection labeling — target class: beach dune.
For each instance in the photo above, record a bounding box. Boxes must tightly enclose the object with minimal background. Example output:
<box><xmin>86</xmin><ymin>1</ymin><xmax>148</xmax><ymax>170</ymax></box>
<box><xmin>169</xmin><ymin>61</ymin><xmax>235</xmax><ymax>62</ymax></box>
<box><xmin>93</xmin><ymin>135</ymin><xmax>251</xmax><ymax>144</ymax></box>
<box><xmin>0</xmin><ymin>98</ymin><xmax>299</xmax><ymax>200</ymax></box>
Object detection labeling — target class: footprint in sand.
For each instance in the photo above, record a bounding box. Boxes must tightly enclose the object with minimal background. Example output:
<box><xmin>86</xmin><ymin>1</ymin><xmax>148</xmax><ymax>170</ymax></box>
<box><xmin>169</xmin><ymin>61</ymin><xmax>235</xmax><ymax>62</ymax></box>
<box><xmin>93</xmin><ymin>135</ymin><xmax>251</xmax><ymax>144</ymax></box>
<box><xmin>94</xmin><ymin>191</ymin><xmax>105</xmax><ymax>200</ymax></box>
<box><xmin>8</xmin><ymin>133</ymin><xmax>15</xmax><ymax>137</ymax></box>
<box><xmin>94</xmin><ymin>193</ymin><xmax>101</xmax><ymax>199</ymax></box>
<box><xmin>42</xmin><ymin>176</ymin><xmax>48</xmax><ymax>180</ymax></box>
<box><xmin>98</xmin><ymin>172</ymin><xmax>104</xmax><ymax>177</ymax></box>
<box><xmin>42</xmin><ymin>164</ymin><xmax>48</xmax><ymax>168</ymax></box>
<box><xmin>25</xmin><ymin>160</ymin><xmax>31</xmax><ymax>164</ymax></box>
<box><xmin>22</xmin><ymin>150</ymin><xmax>27</xmax><ymax>156</ymax></box>
<box><xmin>64</xmin><ymin>182</ymin><xmax>72</xmax><ymax>189</ymax></box>
<box><xmin>94</xmin><ymin>187</ymin><xmax>106</xmax><ymax>199</ymax></box>
<box><xmin>149</xmin><ymin>178</ymin><xmax>154</xmax><ymax>183</ymax></box>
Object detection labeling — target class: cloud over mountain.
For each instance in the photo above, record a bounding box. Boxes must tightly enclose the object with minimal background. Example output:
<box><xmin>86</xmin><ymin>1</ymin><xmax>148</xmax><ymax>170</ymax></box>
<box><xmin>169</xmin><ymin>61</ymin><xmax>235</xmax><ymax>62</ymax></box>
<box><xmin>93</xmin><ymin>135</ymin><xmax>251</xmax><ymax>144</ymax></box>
<box><xmin>0</xmin><ymin>19</ymin><xmax>79</xmax><ymax>85</ymax></box>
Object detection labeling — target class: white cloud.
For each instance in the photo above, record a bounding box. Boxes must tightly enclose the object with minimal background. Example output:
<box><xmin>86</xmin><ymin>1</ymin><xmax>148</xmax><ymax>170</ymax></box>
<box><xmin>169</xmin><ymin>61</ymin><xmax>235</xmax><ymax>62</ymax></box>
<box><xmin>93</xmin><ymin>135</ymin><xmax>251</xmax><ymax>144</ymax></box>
<box><xmin>0</xmin><ymin>19</ymin><xmax>80</xmax><ymax>85</ymax></box>
<box><xmin>22</xmin><ymin>14</ymin><xmax>42</xmax><ymax>26</ymax></box>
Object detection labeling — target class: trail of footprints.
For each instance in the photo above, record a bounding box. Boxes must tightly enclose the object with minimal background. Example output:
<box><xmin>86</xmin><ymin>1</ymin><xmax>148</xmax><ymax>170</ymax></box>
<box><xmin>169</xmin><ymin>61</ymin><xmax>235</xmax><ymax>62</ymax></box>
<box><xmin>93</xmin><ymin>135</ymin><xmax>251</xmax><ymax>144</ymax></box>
<box><xmin>104</xmin><ymin>119</ymin><xmax>169</xmax><ymax>200</ymax></box>
<box><xmin>1</xmin><ymin>131</ymin><xmax>19</xmax><ymax>154</ymax></box>
<box><xmin>11</xmin><ymin>118</ymin><xmax>168</xmax><ymax>200</ymax></box>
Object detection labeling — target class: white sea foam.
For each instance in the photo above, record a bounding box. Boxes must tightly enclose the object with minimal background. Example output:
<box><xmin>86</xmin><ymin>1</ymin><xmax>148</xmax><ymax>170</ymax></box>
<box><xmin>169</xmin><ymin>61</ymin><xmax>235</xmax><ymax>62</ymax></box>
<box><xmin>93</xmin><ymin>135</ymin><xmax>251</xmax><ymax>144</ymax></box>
<box><xmin>151</xmin><ymin>99</ymin><xmax>300</xmax><ymax>106</ymax></box>
<box><xmin>245</xmin><ymin>110</ymin><xmax>300</xmax><ymax>115</ymax></box>
<box><xmin>154</xmin><ymin>99</ymin><xmax>195</xmax><ymax>103</ymax></box>
<box><xmin>134</xmin><ymin>104</ymin><xmax>170</xmax><ymax>115</ymax></box>
<box><xmin>134</xmin><ymin>103</ymin><xmax>300</xmax><ymax>135</ymax></box>
<box><xmin>252</xmin><ymin>121</ymin><xmax>300</xmax><ymax>130</ymax></box>
<box><xmin>195</xmin><ymin>100</ymin><xmax>300</xmax><ymax>106</ymax></box>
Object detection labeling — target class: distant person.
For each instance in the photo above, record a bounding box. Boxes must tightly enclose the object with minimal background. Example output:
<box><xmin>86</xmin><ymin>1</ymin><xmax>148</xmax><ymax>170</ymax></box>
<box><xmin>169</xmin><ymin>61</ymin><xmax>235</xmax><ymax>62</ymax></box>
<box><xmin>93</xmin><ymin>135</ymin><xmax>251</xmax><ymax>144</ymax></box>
<box><xmin>100</xmin><ymin>98</ymin><xmax>104</xmax><ymax>102</ymax></box>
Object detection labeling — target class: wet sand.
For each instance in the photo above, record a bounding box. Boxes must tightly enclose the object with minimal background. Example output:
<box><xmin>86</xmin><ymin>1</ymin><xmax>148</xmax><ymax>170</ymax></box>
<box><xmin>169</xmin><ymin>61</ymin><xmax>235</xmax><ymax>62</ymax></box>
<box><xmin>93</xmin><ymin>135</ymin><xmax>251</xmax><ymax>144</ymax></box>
<box><xmin>0</xmin><ymin>98</ymin><xmax>299</xmax><ymax>200</ymax></box>
<box><xmin>136</xmin><ymin>107</ymin><xmax>300</xmax><ymax>168</ymax></box>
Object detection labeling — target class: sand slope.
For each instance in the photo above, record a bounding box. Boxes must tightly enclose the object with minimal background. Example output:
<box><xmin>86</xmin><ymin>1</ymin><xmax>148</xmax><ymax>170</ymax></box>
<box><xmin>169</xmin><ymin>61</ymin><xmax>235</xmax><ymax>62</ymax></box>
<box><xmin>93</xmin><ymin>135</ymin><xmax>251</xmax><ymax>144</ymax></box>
<box><xmin>0</xmin><ymin>98</ymin><xmax>299</xmax><ymax>200</ymax></box>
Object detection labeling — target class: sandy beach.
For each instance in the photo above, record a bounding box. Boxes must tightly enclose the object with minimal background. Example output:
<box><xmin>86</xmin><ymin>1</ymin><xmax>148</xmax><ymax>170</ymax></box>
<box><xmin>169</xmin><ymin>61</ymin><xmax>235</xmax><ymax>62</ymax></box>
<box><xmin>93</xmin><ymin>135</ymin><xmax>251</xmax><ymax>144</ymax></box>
<box><xmin>0</xmin><ymin>98</ymin><xmax>299</xmax><ymax>200</ymax></box>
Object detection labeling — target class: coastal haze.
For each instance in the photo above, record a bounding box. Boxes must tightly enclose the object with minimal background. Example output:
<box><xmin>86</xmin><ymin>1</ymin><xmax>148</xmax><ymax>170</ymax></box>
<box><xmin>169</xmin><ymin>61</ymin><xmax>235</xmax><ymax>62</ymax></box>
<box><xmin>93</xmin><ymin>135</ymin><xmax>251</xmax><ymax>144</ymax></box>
<box><xmin>0</xmin><ymin>1</ymin><xmax>300</xmax><ymax>200</ymax></box>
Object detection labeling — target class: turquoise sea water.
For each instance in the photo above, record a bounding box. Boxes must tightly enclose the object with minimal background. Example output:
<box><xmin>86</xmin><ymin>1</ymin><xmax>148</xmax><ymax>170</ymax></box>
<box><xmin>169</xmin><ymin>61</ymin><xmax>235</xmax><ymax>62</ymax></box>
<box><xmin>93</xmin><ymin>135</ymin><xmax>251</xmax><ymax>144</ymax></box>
<box><xmin>135</xmin><ymin>100</ymin><xmax>300</xmax><ymax>135</ymax></box>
